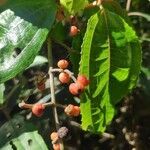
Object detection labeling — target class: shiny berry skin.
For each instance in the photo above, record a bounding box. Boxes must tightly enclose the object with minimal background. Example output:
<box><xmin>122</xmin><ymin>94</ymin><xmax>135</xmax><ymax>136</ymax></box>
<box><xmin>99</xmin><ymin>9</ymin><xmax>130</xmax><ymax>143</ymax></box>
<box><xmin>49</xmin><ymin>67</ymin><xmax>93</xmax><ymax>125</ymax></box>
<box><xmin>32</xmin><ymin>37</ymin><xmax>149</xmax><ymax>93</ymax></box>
<box><xmin>77</xmin><ymin>75</ymin><xmax>89</xmax><ymax>86</ymax></box>
<box><xmin>69</xmin><ymin>82</ymin><xmax>84</xmax><ymax>95</ymax></box>
<box><xmin>53</xmin><ymin>143</ymin><xmax>60</xmax><ymax>150</ymax></box>
<box><xmin>32</xmin><ymin>103</ymin><xmax>45</xmax><ymax>117</ymax></box>
<box><xmin>69</xmin><ymin>83</ymin><xmax>79</xmax><ymax>95</ymax></box>
<box><xmin>69</xmin><ymin>26</ymin><xmax>79</xmax><ymax>37</ymax></box>
<box><xmin>58</xmin><ymin>72</ymin><xmax>70</xmax><ymax>84</ymax></box>
<box><xmin>50</xmin><ymin>132</ymin><xmax>59</xmax><ymax>141</ymax></box>
<box><xmin>64</xmin><ymin>104</ymin><xmax>80</xmax><ymax>117</ymax></box>
<box><xmin>57</xmin><ymin>59</ymin><xmax>69</xmax><ymax>69</ymax></box>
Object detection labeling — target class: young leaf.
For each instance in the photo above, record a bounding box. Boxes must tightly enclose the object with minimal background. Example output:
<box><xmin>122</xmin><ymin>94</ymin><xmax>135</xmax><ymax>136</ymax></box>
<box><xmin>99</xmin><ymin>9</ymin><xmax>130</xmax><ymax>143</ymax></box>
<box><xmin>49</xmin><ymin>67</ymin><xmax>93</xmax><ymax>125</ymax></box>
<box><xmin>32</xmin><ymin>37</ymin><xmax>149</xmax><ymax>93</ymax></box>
<box><xmin>0</xmin><ymin>10</ymin><xmax>48</xmax><ymax>83</ymax></box>
<box><xmin>79</xmin><ymin>9</ymin><xmax>141</xmax><ymax>133</ymax></box>
<box><xmin>0</xmin><ymin>115</ymin><xmax>48</xmax><ymax>150</ymax></box>
<box><xmin>60</xmin><ymin>0</ymin><xmax>88</xmax><ymax>15</ymax></box>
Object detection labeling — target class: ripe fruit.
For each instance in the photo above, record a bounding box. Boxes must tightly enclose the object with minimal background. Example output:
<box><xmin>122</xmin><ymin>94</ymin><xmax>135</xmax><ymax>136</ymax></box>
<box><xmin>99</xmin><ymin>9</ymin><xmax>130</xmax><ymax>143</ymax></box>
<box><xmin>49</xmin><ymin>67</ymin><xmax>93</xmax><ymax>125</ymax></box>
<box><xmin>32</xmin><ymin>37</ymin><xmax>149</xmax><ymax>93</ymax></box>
<box><xmin>64</xmin><ymin>104</ymin><xmax>74</xmax><ymax>116</ymax></box>
<box><xmin>32</xmin><ymin>103</ymin><xmax>45</xmax><ymax>117</ymax></box>
<box><xmin>69</xmin><ymin>82</ymin><xmax>84</xmax><ymax>95</ymax></box>
<box><xmin>73</xmin><ymin>106</ymin><xmax>80</xmax><ymax>116</ymax></box>
<box><xmin>69</xmin><ymin>26</ymin><xmax>79</xmax><ymax>37</ymax></box>
<box><xmin>50</xmin><ymin>132</ymin><xmax>59</xmax><ymax>141</ymax></box>
<box><xmin>59</xmin><ymin>72</ymin><xmax>70</xmax><ymax>84</ymax></box>
<box><xmin>57</xmin><ymin>59</ymin><xmax>69</xmax><ymax>69</ymax></box>
<box><xmin>77</xmin><ymin>75</ymin><xmax>89</xmax><ymax>86</ymax></box>
<box><xmin>53</xmin><ymin>143</ymin><xmax>60</xmax><ymax>150</ymax></box>
<box><xmin>64</xmin><ymin>104</ymin><xmax>80</xmax><ymax>117</ymax></box>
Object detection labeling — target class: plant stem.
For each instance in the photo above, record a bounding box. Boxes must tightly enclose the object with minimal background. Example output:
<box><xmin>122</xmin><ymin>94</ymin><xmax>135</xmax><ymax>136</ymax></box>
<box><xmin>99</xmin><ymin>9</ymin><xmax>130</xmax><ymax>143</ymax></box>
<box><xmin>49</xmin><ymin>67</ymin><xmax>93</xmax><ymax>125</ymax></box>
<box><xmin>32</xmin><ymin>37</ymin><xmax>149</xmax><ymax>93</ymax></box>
<box><xmin>52</xmin><ymin>39</ymin><xmax>79</xmax><ymax>54</ymax></box>
<box><xmin>47</xmin><ymin>37</ymin><xmax>64</xmax><ymax>150</ymax></box>
<box><xmin>126</xmin><ymin>0</ymin><xmax>132</xmax><ymax>12</ymax></box>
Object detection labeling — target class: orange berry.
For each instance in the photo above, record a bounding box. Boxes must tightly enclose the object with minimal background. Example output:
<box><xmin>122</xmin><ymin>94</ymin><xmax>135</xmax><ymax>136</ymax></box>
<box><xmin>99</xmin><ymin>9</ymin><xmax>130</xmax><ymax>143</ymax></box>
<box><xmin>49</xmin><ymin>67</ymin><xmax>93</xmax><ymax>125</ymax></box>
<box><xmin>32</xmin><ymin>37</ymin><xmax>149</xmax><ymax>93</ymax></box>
<box><xmin>57</xmin><ymin>59</ymin><xmax>69</xmax><ymax>69</ymax></box>
<box><xmin>64</xmin><ymin>104</ymin><xmax>74</xmax><ymax>116</ymax></box>
<box><xmin>53</xmin><ymin>143</ymin><xmax>60</xmax><ymax>150</ymax></box>
<box><xmin>69</xmin><ymin>82</ymin><xmax>84</xmax><ymax>95</ymax></box>
<box><xmin>77</xmin><ymin>75</ymin><xmax>89</xmax><ymax>86</ymax></box>
<box><xmin>64</xmin><ymin>104</ymin><xmax>80</xmax><ymax>117</ymax></box>
<box><xmin>69</xmin><ymin>83</ymin><xmax>79</xmax><ymax>95</ymax></box>
<box><xmin>59</xmin><ymin>72</ymin><xmax>70</xmax><ymax>84</ymax></box>
<box><xmin>69</xmin><ymin>26</ymin><xmax>79</xmax><ymax>37</ymax></box>
<box><xmin>50</xmin><ymin>132</ymin><xmax>59</xmax><ymax>141</ymax></box>
<box><xmin>73</xmin><ymin>106</ymin><xmax>80</xmax><ymax>116</ymax></box>
<box><xmin>32</xmin><ymin>103</ymin><xmax>45</xmax><ymax>117</ymax></box>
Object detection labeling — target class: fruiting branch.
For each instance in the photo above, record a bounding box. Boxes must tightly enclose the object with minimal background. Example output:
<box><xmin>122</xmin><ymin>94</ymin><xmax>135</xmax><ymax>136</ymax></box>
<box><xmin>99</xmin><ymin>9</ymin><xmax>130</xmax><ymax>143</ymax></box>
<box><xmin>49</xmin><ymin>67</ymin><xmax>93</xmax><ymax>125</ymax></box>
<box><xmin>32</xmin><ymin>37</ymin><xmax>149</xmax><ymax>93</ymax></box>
<box><xmin>47</xmin><ymin>38</ymin><xmax>64</xmax><ymax>150</ymax></box>
<box><xmin>18</xmin><ymin>101</ymin><xmax>66</xmax><ymax>109</ymax></box>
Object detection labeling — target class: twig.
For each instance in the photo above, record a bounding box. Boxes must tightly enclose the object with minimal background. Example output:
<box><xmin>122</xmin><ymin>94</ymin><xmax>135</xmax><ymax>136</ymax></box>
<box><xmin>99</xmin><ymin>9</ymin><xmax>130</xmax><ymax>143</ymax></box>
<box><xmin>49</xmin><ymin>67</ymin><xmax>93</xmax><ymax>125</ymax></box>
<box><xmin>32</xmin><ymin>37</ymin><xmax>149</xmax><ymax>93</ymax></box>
<box><xmin>70</xmin><ymin>121</ymin><xmax>115</xmax><ymax>140</ymax></box>
<box><xmin>52</xmin><ymin>39</ymin><xmax>79</xmax><ymax>54</ymax></box>
<box><xmin>126</xmin><ymin>0</ymin><xmax>132</xmax><ymax>12</ymax></box>
<box><xmin>47</xmin><ymin>38</ymin><xmax>64</xmax><ymax>150</ymax></box>
<box><xmin>128</xmin><ymin>12</ymin><xmax>150</xmax><ymax>21</ymax></box>
<box><xmin>18</xmin><ymin>101</ymin><xmax>66</xmax><ymax>109</ymax></box>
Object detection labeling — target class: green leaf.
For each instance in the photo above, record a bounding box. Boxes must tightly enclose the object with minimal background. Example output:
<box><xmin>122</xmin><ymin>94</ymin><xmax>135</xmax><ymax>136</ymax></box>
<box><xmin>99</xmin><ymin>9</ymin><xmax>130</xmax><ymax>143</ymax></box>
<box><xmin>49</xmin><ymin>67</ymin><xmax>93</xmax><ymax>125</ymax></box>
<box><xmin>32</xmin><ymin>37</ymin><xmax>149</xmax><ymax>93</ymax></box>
<box><xmin>0</xmin><ymin>84</ymin><xmax>5</xmax><ymax>105</ymax></box>
<box><xmin>0</xmin><ymin>0</ymin><xmax>57</xmax><ymax>83</ymax></box>
<box><xmin>79</xmin><ymin>9</ymin><xmax>141</xmax><ymax>133</ymax></box>
<box><xmin>0</xmin><ymin>10</ymin><xmax>48</xmax><ymax>83</ymax></box>
<box><xmin>60</xmin><ymin>0</ymin><xmax>88</xmax><ymax>15</ymax></box>
<box><xmin>0</xmin><ymin>0</ymin><xmax>57</xmax><ymax>28</ymax></box>
<box><xmin>0</xmin><ymin>115</ymin><xmax>48</xmax><ymax>150</ymax></box>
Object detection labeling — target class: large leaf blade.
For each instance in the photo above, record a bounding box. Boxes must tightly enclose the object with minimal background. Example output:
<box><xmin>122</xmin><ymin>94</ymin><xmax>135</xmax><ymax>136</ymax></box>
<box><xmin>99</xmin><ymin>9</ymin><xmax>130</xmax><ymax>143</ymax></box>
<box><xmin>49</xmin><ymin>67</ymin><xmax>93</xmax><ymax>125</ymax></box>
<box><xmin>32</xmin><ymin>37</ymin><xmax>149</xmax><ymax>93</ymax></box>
<box><xmin>79</xmin><ymin>9</ymin><xmax>141</xmax><ymax>133</ymax></box>
<box><xmin>0</xmin><ymin>0</ymin><xmax>57</xmax><ymax>28</ymax></box>
<box><xmin>0</xmin><ymin>10</ymin><xmax>48</xmax><ymax>83</ymax></box>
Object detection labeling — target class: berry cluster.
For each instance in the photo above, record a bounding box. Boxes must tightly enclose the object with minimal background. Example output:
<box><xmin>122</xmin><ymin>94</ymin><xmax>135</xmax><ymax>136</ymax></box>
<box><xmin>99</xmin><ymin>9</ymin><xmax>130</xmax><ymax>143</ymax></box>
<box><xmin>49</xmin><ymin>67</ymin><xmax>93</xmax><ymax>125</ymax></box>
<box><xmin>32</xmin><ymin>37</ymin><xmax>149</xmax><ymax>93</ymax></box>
<box><xmin>19</xmin><ymin>59</ymin><xmax>89</xmax><ymax>150</ymax></box>
<box><xmin>50</xmin><ymin>127</ymin><xmax>68</xmax><ymax>150</ymax></box>
<box><xmin>57</xmin><ymin>59</ymin><xmax>89</xmax><ymax>95</ymax></box>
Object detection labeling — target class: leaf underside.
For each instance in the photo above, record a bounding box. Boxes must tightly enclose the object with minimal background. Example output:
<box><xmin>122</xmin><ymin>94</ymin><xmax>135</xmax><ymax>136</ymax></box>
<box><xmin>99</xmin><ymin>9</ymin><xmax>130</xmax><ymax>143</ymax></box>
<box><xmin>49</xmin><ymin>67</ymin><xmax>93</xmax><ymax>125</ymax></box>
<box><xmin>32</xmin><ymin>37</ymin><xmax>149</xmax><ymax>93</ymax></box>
<box><xmin>79</xmin><ymin>9</ymin><xmax>141</xmax><ymax>133</ymax></box>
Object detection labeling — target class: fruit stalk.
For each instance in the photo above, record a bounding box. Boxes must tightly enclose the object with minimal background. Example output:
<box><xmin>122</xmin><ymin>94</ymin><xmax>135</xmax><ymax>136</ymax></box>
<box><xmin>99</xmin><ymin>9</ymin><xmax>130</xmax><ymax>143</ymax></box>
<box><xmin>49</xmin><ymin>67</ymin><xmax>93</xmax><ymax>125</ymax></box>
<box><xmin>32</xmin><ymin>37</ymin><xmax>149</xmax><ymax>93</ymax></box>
<box><xmin>47</xmin><ymin>38</ymin><xmax>64</xmax><ymax>150</ymax></box>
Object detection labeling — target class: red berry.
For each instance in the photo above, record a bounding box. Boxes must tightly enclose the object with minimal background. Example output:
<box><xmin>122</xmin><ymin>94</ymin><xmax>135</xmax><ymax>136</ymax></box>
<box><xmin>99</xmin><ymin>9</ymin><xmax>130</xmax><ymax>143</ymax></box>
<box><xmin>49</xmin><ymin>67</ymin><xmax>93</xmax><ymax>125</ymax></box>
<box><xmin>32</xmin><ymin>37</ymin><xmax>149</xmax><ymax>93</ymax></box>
<box><xmin>77</xmin><ymin>75</ymin><xmax>89</xmax><ymax>86</ymax></box>
<box><xmin>69</xmin><ymin>82</ymin><xmax>84</xmax><ymax>95</ymax></box>
<box><xmin>69</xmin><ymin>26</ymin><xmax>79</xmax><ymax>37</ymax></box>
<box><xmin>64</xmin><ymin>104</ymin><xmax>80</xmax><ymax>117</ymax></box>
<box><xmin>53</xmin><ymin>143</ymin><xmax>60</xmax><ymax>150</ymax></box>
<box><xmin>69</xmin><ymin>83</ymin><xmax>79</xmax><ymax>95</ymax></box>
<box><xmin>32</xmin><ymin>103</ymin><xmax>45</xmax><ymax>117</ymax></box>
<box><xmin>73</xmin><ymin>106</ymin><xmax>80</xmax><ymax>116</ymax></box>
<box><xmin>57</xmin><ymin>59</ymin><xmax>69</xmax><ymax>69</ymax></box>
<box><xmin>50</xmin><ymin>132</ymin><xmax>59</xmax><ymax>141</ymax></box>
<box><xmin>59</xmin><ymin>72</ymin><xmax>70</xmax><ymax>84</ymax></box>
